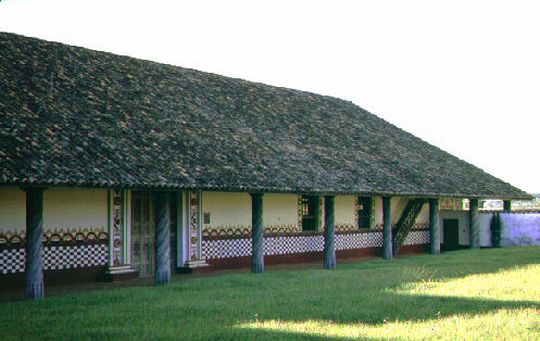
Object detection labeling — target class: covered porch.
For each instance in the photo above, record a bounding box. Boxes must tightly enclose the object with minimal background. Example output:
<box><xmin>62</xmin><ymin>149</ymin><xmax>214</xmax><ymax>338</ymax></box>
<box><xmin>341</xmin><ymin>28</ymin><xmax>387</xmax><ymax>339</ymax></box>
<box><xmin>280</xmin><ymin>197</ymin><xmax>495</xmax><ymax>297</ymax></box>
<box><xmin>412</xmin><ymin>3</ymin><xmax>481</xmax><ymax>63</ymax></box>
<box><xmin>1</xmin><ymin>186</ymin><xmax>502</xmax><ymax>299</ymax></box>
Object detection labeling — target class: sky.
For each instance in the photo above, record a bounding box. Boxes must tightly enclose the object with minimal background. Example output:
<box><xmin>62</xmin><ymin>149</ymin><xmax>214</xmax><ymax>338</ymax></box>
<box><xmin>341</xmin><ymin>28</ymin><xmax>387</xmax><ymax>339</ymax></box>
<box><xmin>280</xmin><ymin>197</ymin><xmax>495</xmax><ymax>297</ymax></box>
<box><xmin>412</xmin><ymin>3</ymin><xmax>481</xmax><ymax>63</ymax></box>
<box><xmin>1</xmin><ymin>0</ymin><xmax>538</xmax><ymax>193</ymax></box>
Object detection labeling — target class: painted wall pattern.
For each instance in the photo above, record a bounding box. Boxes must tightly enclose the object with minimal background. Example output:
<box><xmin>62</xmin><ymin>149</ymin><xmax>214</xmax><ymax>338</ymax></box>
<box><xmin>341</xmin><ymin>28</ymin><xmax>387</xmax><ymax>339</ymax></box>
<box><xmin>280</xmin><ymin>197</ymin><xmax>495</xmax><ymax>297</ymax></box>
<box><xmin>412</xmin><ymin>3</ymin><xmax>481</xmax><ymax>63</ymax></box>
<box><xmin>111</xmin><ymin>189</ymin><xmax>123</xmax><ymax>266</ymax></box>
<box><xmin>0</xmin><ymin>227</ymin><xmax>108</xmax><ymax>274</ymax></box>
<box><xmin>202</xmin><ymin>229</ymin><xmax>430</xmax><ymax>260</ymax></box>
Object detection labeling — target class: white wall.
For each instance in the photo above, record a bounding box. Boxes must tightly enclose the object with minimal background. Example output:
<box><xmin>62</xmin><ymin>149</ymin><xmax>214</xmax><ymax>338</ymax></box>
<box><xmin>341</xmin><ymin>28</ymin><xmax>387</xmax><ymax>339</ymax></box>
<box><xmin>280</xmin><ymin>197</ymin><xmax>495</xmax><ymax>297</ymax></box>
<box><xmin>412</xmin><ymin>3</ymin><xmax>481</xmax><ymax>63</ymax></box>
<box><xmin>201</xmin><ymin>192</ymin><xmax>251</xmax><ymax>227</ymax></box>
<box><xmin>335</xmin><ymin>195</ymin><xmax>356</xmax><ymax>227</ymax></box>
<box><xmin>439</xmin><ymin>210</ymin><xmax>469</xmax><ymax>245</ymax></box>
<box><xmin>201</xmin><ymin>192</ymin><xmax>361</xmax><ymax>231</ymax></box>
<box><xmin>263</xmin><ymin>194</ymin><xmax>298</xmax><ymax>229</ymax></box>
<box><xmin>478</xmin><ymin>213</ymin><xmax>493</xmax><ymax>247</ymax></box>
<box><xmin>0</xmin><ymin>187</ymin><xmax>26</xmax><ymax>232</ymax></box>
<box><xmin>0</xmin><ymin>187</ymin><xmax>108</xmax><ymax>233</ymax></box>
<box><xmin>43</xmin><ymin>188</ymin><xmax>108</xmax><ymax>229</ymax></box>
<box><xmin>373</xmin><ymin>197</ymin><xmax>429</xmax><ymax>227</ymax></box>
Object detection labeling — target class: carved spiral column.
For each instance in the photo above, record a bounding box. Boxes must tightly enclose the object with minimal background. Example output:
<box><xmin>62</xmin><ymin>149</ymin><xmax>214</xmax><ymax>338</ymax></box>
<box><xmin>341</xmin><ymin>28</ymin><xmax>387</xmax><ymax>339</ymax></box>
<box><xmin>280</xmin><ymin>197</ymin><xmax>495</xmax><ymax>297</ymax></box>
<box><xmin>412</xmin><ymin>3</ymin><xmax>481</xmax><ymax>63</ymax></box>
<box><xmin>323</xmin><ymin>195</ymin><xmax>336</xmax><ymax>269</ymax></box>
<box><xmin>429</xmin><ymin>198</ymin><xmax>440</xmax><ymax>255</ymax></box>
<box><xmin>469</xmin><ymin>198</ymin><xmax>480</xmax><ymax>249</ymax></box>
<box><xmin>155</xmin><ymin>192</ymin><xmax>171</xmax><ymax>285</ymax></box>
<box><xmin>251</xmin><ymin>193</ymin><xmax>264</xmax><ymax>273</ymax></box>
<box><xmin>24</xmin><ymin>187</ymin><xmax>45</xmax><ymax>299</ymax></box>
<box><xmin>382</xmin><ymin>196</ymin><xmax>393</xmax><ymax>260</ymax></box>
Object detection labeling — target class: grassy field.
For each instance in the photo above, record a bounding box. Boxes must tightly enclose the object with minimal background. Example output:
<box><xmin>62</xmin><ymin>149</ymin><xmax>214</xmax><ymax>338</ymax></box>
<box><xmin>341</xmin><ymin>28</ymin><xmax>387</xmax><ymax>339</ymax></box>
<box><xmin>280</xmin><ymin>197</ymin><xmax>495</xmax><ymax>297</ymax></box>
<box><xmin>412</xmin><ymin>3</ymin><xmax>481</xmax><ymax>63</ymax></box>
<box><xmin>1</xmin><ymin>247</ymin><xmax>539</xmax><ymax>340</ymax></box>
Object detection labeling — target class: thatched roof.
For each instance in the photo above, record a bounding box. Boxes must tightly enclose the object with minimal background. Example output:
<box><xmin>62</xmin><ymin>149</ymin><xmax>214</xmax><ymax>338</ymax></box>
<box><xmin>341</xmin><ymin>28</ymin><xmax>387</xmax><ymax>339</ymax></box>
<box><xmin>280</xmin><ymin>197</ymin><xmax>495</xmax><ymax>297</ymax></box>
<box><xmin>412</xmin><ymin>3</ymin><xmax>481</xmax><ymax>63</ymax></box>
<box><xmin>0</xmin><ymin>32</ymin><xmax>530</xmax><ymax>199</ymax></box>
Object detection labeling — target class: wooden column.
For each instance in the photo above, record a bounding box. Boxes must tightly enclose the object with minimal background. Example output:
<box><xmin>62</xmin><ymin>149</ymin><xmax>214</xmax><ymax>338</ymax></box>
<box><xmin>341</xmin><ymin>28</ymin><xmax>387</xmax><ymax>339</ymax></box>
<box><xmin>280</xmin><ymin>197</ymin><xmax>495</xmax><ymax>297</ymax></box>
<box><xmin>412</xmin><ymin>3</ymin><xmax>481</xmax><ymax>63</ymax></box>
<box><xmin>469</xmin><ymin>198</ymin><xmax>480</xmax><ymax>249</ymax></box>
<box><xmin>382</xmin><ymin>196</ymin><xmax>393</xmax><ymax>260</ymax></box>
<box><xmin>503</xmin><ymin>200</ymin><xmax>512</xmax><ymax>212</ymax></box>
<box><xmin>24</xmin><ymin>187</ymin><xmax>45</xmax><ymax>299</ymax></box>
<box><xmin>155</xmin><ymin>191</ymin><xmax>171</xmax><ymax>285</ymax></box>
<box><xmin>429</xmin><ymin>198</ymin><xmax>440</xmax><ymax>255</ymax></box>
<box><xmin>323</xmin><ymin>195</ymin><xmax>336</xmax><ymax>269</ymax></box>
<box><xmin>251</xmin><ymin>193</ymin><xmax>264</xmax><ymax>273</ymax></box>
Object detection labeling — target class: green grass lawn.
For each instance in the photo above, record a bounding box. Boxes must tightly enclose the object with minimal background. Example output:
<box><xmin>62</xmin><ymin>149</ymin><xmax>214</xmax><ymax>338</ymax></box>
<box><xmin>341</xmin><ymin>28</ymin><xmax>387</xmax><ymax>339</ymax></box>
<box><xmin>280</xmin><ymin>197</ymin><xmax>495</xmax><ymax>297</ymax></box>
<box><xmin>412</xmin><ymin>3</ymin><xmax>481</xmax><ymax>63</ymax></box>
<box><xmin>1</xmin><ymin>247</ymin><xmax>539</xmax><ymax>340</ymax></box>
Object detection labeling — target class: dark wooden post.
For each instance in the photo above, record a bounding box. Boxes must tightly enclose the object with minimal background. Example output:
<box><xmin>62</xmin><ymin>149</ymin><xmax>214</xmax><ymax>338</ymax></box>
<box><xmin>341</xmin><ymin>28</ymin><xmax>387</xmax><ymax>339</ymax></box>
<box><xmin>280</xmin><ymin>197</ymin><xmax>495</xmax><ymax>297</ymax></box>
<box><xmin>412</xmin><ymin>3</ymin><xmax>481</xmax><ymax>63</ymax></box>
<box><xmin>503</xmin><ymin>200</ymin><xmax>512</xmax><ymax>212</ymax></box>
<box><xmin>469</xmin><ymin>198</ymin><xmax>480</xmax><ymax>249</ymax></box>
<box><xmin>382</xmin><ymin>196</ymin><xmax>393</xmax><ymax>260</ymax></box>
<box><xmin>24</xmin><ymin>187</ymin><xmax>45</xmax><ymax>299</ymax></box>
<box><xmin>251</xmin><ymin>193</ymin><xmax>264</xmax><ymax>273</ymax></box>
<box><xmin>429</xmin><ymin>198</ymin><xmax>440</xmax><ymax>255</ymax></box>
<box><xmin>323</xmin><ymin>195</ymin><xmax>336</xmax><ymax>269</ymax></box>
<box><xmin>155</xmin><ymin>191</ymin><xmax>171</xmax><ymax>285</ymax></box>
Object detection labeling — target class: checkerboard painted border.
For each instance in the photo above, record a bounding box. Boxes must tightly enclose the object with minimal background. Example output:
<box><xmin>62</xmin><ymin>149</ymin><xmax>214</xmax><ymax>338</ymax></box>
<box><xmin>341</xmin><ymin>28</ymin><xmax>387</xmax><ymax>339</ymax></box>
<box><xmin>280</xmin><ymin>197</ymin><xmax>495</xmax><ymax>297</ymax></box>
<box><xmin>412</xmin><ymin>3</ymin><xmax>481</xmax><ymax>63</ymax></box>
<box><xmin>202</xmin><ymin>231</ymin><xmax>390</xmax><ymax>259</ymax></box>
<box><xmin>402</xmin><ymin>230</ymin><xmax>430</xmax><ymax>246</ymax></box>
<box><xmin>0</xmin><ymin>244</ymin><xmax>108</xmax><ymax>274</ymax></box>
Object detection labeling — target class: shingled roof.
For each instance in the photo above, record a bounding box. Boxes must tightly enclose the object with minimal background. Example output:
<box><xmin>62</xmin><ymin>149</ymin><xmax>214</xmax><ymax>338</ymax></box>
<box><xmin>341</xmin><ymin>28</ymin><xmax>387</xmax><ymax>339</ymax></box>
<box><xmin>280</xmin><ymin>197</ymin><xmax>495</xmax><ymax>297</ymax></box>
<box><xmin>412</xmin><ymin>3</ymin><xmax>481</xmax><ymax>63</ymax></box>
<box><xmin>0</xmin><ymin>32</ymin><xmax>530</xmax><ymax>199</ymax></box>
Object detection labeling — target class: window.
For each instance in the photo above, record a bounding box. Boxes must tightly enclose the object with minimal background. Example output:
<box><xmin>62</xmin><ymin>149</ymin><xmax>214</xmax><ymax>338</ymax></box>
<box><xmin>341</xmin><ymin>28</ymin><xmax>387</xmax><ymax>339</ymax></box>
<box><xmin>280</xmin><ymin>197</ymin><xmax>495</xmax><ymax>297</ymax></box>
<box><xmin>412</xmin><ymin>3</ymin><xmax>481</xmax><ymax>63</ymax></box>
<box><xmin>357</xmin><ymin>196</ymin><xmax>372</xmax><ymax>229</ymax></box>
<box><xmin>301</xmin><ymin>195</ymin><xmax>319</xmax><ymax>231</ymax></box>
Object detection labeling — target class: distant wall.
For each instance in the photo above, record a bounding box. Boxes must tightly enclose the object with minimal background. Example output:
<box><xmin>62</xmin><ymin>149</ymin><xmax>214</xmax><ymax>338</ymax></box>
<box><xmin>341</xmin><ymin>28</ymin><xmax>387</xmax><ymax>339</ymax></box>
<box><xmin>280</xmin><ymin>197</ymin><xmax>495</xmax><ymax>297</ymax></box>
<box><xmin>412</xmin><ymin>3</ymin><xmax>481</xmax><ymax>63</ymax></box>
<box><xmin>477</xmin><ymin>212</ymin><xmax>540</xmax><ymax>247</ymax></box>
<box><xmin>501</xmin><ymin>213</ymin><xmax>540</xmax><ymax>246</ymax></box>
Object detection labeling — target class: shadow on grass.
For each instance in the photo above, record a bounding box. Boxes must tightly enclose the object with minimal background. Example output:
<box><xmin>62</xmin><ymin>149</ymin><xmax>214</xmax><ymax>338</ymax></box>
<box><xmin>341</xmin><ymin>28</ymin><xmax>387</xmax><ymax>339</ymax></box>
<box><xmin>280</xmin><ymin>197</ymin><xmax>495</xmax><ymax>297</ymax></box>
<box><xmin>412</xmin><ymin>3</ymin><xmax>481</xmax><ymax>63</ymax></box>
<box><xmin>225</xmin><ymin>286</ymin><xmax>539</xmax><ymax>339</ymax></box>
<box><xmin>0</xmin><ymin>248</ymin><xmax>538</xmax><ymax>340</ymax></box>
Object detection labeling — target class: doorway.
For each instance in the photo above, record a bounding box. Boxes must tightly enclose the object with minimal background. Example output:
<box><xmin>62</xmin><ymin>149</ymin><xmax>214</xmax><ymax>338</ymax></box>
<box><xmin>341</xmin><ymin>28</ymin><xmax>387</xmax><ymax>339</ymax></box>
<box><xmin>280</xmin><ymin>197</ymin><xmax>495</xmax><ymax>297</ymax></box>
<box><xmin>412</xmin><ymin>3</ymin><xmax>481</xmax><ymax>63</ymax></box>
<box><xmin>357</xmin><ymin>196</ymin><xmax>372</xmax><ymax>229</ymax></box>
<box><xmin>442</xmin><ymin>219</ymin><xmax>459</xmax><ymax>251</ymax></box>
<box><xmin>131</xmin><ymin>191</ymin><xmax>155</xmax><ymax>276</ymax></box>
<box><xmin>301</xmin><ymin>195</ymin><xmax>319</xmax><ymax>231</ymax></box>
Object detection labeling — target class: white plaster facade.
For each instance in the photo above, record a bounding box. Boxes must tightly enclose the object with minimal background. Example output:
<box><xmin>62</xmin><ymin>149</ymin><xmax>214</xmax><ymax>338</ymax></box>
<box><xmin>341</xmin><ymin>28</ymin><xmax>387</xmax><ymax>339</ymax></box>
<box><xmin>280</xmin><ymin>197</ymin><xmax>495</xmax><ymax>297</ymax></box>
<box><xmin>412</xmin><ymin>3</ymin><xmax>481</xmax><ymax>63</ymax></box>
<box><xmin>439</xmin><ymin>210</ymin><xmax>470</xmax><ymax>245</ymax></box>
<box><xmin>373</xmin><ymin>197</ymin><xmax>429</xmax><ymax>228</ymax></box>
<box><xmin>334</xmin><ymin>195</ymin><xmax>357</xmax><ymax>228</ymax></box>
<box><xmin>0</xmin><ymin>187</ymin><xmax>107</xmax><ymax>232</ymax></box>
<box><xmin>0</xmin><ymin>187</ymin><xmax>25</xmax><ymax>232</ymax></box>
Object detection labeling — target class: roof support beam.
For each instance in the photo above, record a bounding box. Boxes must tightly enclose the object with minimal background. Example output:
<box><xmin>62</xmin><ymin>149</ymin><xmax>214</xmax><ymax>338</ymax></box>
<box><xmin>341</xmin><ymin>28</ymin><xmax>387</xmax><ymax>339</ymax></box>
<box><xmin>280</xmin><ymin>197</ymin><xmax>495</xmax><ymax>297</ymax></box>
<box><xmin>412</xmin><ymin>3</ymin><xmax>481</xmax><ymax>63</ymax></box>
<box><xmin>155</xmin><ymin>191</ymin><xmax>171</xmax><ymax>285</ymax></box>
<box><xmin>323</xmin><ymin>195</ymin><xmax>336</xmax><ymax>269</ymax></box>
<box><xmin>382</xmin><ymin>196</ymin><xmax>393</xmax><ymax>260</ymax></box>
<box><xmin>469</xmin><ymin>198</ymin><xmax>480</xmax><ymax>249</ymax></box>
<box><xmin>429</xmin><ymin>198</ymin><xmax>440</xmax><ymax>255</ymax></box>
<box><xmin>251</xmin><ymin>193</ymin><xmax>264</xmax><ymax>273</ymax></box>
<box><xmin>24</xmin><ymin>187</ymin><xmax>45</xmax><ymax>299</ymax></box>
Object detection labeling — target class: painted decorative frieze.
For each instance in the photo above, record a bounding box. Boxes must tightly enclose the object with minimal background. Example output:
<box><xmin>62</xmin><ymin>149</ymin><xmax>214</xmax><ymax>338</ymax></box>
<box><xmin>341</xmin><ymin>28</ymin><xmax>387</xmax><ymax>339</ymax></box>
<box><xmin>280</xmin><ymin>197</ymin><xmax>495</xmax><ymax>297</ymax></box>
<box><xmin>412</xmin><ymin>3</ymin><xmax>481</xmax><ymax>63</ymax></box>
<box><xmin>440</xmin><ymin>198</ymin><xmax>463</xmax><ymax>211</ymax></box>
<box><xmin>188</xmin><ymin>191</ymin><xmax>203</xmax><ymax>261</ymax></box>
<box><xmin>0</xmin><ymin>227</ymin><xmax>109</xmax><ymax>275</ymax></box>
<box><xmin>201</xmin><ymin>224</ymin><xmax>301</xmax><ymax>239</ymax></box>
<box><xmin>201</xmin><ymin>229</ymin><xmax>430</xmax><ymax>260</ymax></box>
<box><xmin>0</xmin><ymin>227</ymin><xmax>108</xmax><ymax>247</ymax></box>
<box><xmin>111</xmin><ymin>189</ymin><xmax>123</xmax><ymax>266</ymax></box>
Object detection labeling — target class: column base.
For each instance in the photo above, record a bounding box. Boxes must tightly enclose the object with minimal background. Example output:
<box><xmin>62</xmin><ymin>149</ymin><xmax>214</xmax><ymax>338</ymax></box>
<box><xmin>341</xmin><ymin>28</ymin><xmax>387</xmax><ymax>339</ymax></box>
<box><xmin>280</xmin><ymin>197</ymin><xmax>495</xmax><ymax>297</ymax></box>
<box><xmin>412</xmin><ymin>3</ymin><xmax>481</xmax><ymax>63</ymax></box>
<box><xmin>155</xmin><ymin>270</ymin><xmax>171</xmax><ymax>285</ymax></box>
<box><xmin>104</xmin><ymin>265</ymin><xmax>138</xmax><ymax>282</ymax></box>
<box><xmin>177</xmin><ymin>259</ymin><xmax>209</xmax><ymax>273</ymax></box>
<box><xmin>25</xmin><ymin>282</ymin><xmax>44</xmax><ymax>299</ymax></box>
<box><xmin>251</xmin><ymin>263</ymin><xmax>264</xmax><ymax>273</ymax></box>
<box><xmin>324</xmin><ymin>254</ymin><xmax>336</xmax><ymax>270</ymax></box>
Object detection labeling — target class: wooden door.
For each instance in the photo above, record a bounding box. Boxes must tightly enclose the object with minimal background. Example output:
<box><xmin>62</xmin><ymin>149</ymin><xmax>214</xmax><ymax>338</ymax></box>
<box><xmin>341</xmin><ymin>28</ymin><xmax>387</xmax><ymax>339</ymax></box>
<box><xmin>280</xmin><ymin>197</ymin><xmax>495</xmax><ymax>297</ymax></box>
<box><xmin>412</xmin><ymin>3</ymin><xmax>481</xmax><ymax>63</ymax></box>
<box><xmin>131</xmin><ymin>191</ymin><xmax>155</xmax><ymax>276</ymax></box>
<box><xmin>442</xmin><ymin>219</ymin><xmax>459</xmax><ymax>251</ymax></box>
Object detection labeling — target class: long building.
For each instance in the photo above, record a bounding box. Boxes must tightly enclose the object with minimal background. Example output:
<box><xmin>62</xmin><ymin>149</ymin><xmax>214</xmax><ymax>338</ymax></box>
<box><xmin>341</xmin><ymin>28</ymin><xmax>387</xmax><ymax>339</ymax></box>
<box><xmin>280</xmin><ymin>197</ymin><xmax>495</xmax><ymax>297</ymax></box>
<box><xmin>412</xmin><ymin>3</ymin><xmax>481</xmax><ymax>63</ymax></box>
<box><xmin>0</xmin><ymin>32</ymin><xmax>530</xmax><ymax>299</ymax></box>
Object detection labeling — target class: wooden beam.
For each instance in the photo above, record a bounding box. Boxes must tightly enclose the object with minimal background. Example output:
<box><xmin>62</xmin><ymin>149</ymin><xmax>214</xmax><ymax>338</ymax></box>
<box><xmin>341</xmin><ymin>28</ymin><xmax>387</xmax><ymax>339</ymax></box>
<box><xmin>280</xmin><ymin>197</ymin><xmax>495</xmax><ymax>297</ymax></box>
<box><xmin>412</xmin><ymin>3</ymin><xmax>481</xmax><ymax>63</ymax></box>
<box><xmin>251</xmin><ymin>193</ymin><xmax>264</xmax><ymax>273</ymax></box>
<box><xmin>24</xmin><ymin>187</ymin><xmax>45</xmax><ymax>299</ymax></box>
<box><xmin>382</xmin><ymin>196</ymin><xmax>393</xmax><ymax>260</ymax></box>
<box><xmin>155</xmin><ymin>191</ymin><xmax>171</xmax><ymax>285</ymax></box>
<box><xmin>429</xmin><ymin>198</ymin><xmax>440</xmax><ymax>255</ymax></box>
<box><xmin>323</xmin><ymin>195</ymin><xmax>336</xmax><ymax>269</ymax></box>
